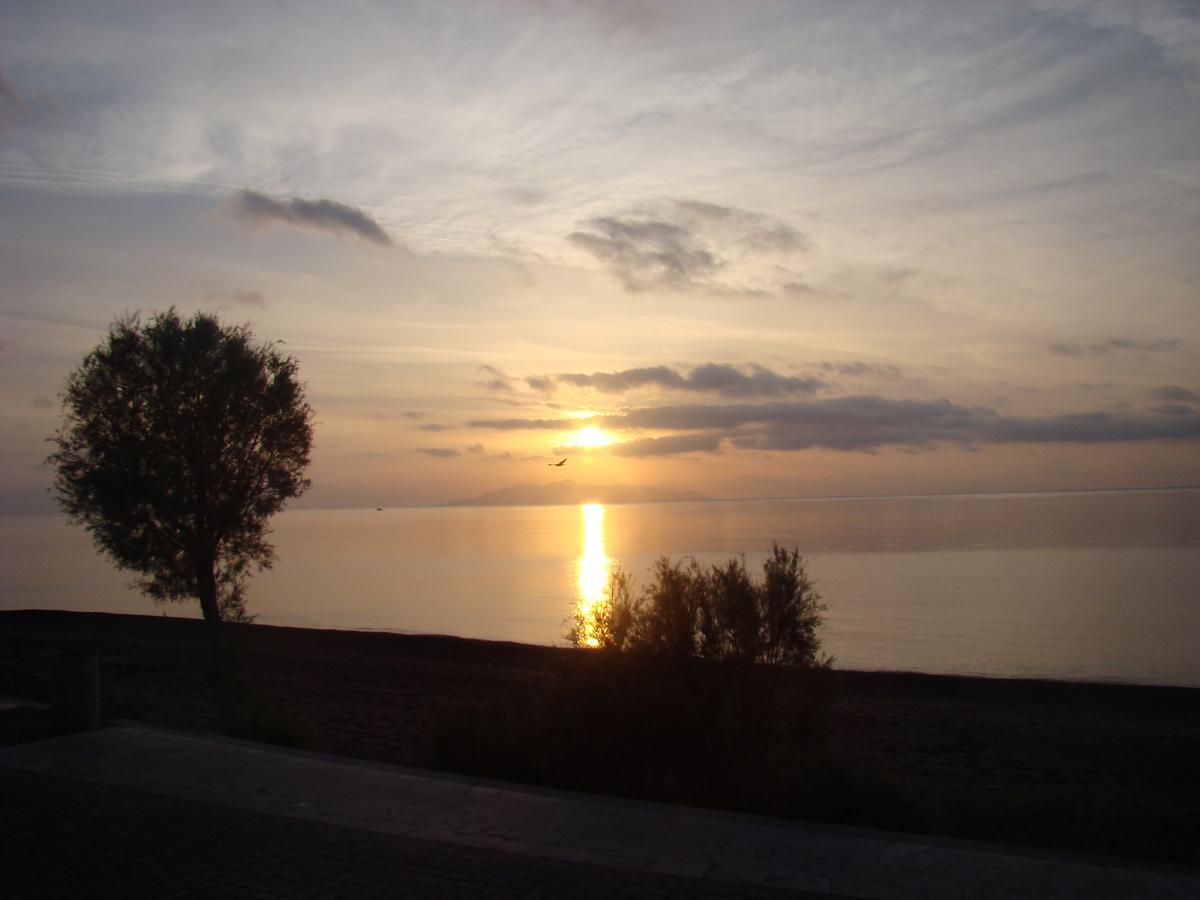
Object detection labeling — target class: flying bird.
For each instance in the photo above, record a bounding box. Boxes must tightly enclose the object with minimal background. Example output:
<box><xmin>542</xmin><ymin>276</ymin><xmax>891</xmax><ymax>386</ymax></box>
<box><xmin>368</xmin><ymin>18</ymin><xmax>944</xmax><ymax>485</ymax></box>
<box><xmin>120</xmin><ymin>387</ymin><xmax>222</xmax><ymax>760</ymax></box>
<box><xmin>549</xmin><ymin>458</ymin><xmax>567</xmax><ymax>467</ymax></box>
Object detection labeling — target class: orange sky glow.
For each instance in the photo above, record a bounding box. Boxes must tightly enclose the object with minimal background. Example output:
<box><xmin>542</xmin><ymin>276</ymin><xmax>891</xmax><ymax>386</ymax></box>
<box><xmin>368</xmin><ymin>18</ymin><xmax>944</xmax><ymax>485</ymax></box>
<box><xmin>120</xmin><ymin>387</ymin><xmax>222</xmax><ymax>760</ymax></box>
<box><xmin>1</xmin><ymin>2</ymin><xmax>1198</xmax><ymax>511</ymax></box>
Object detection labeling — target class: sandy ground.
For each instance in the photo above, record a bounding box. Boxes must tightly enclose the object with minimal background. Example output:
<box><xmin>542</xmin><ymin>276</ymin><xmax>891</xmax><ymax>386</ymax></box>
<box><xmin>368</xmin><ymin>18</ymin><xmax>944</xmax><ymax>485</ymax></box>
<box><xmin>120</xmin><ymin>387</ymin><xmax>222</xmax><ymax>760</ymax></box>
<box><xmin>1</xmin><ymin>609</ymin><xmax>1197</xmax><ymax>865</ymax></box>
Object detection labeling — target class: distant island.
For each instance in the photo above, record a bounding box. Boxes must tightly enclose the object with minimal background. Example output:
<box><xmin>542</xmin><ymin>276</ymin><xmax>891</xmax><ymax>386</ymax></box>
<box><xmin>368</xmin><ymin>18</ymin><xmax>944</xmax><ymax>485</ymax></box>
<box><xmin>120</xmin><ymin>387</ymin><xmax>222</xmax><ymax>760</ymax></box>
<box><xmin>445</xmin><ymin>479</ymin><xmax>712</xmax><ymax>507</ymax></box>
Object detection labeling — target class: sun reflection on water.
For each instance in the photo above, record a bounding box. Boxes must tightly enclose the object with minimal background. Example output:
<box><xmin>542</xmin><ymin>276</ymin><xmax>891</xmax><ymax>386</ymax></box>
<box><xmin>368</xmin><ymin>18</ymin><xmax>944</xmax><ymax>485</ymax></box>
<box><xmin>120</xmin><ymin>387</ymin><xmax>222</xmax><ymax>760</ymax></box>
<box><xmin>575</xmin><ymin>502</ymin><xmax>610</xmax><ymax>647</ymax></box>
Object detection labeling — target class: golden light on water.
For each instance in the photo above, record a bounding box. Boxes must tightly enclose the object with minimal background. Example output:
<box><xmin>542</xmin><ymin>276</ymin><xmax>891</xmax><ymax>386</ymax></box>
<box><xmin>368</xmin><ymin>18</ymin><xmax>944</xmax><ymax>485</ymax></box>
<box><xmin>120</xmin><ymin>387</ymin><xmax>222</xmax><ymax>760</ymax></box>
<box><xmin>575</xmin><ymin>502</ymin><xmax>610</xmax><ymax>647</ymax></box>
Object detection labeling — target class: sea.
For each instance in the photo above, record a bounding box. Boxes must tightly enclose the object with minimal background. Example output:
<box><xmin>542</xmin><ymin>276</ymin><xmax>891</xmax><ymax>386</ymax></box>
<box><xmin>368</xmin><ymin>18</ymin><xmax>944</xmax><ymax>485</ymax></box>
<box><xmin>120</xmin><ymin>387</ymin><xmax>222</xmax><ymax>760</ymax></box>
<box><xmin>2</xmin><ymin>488</ymin><xmax>1198</xmax><ymax>687</ymax></box>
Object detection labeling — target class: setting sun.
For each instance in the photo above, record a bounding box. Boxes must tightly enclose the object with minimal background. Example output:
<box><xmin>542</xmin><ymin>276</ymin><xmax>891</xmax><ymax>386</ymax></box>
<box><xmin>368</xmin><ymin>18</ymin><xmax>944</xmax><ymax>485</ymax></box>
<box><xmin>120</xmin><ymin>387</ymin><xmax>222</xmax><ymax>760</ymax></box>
<box><xmin>570</xmin><ymin>425</ymin><xmax>615</xmax><ymax>448</ymax></box>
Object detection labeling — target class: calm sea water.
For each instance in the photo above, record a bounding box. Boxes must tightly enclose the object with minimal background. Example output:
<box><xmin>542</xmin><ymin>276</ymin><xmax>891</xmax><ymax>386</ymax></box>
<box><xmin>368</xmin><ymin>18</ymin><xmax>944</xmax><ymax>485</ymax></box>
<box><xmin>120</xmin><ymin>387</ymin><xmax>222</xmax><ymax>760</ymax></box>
<box><xmin>2</xmin><ymin>489</ymin><xmax>1198</xmax><ymax>686</ymax></box>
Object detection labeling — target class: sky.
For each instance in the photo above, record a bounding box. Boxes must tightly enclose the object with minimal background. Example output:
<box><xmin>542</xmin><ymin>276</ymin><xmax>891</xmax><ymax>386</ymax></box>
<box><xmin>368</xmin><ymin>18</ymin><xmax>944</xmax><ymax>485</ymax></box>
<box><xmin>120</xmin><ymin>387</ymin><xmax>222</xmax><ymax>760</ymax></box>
<box><xmin>1</xmin><ymin>0</ymin><xmax>1198</xmax><ymax>512</ymax></box>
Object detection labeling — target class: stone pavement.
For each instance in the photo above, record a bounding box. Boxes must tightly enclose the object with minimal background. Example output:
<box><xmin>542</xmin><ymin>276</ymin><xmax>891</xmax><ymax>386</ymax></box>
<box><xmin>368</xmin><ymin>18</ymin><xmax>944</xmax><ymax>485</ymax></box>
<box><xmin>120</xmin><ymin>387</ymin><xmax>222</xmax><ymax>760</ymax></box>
<box><xmin>1</xmin><ymin>718</ymin><xmax>1198</xmax><ymax>899</ymax></box>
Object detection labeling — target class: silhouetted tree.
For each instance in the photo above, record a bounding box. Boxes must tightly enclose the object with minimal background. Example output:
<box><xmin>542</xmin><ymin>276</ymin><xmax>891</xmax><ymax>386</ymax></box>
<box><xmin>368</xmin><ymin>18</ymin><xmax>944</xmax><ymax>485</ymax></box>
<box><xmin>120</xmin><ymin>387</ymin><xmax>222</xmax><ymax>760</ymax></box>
<box><xmin>638</xmin><ymin>557</ymin><xmax>708</xmax><ymax>658</ymax></box>
<box><xmin>759</xmin><ymin>544</ymin><xmax>824</xmax><ymax>666</ymax></box>
<box><xmin>49</xmin><ymin>309</ymin><xmax>313</xmax><ymax>719</ymax></box>
<box><xmin>702</xmin><ymin>556</ymin><xmax>762</xmax><ymax>662</ymax></box>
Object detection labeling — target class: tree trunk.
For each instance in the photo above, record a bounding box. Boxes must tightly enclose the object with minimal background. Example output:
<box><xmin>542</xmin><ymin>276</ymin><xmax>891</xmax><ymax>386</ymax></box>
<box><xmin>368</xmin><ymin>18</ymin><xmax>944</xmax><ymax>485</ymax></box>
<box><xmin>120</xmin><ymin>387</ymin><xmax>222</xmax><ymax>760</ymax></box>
<box><xmin>196</xmin><ymin>556</ymin><xmax>234</xmax><ymax>728</ymax></box>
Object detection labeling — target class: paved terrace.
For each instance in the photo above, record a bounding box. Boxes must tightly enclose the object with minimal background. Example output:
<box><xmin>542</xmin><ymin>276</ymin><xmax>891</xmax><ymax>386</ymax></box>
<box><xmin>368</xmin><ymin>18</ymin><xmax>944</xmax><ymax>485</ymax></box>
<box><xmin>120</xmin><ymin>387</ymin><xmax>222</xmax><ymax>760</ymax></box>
<box><xmin>1</xmin><ymin>707</ymin><xmax>1197</xmax><ymax>898</ymax></box>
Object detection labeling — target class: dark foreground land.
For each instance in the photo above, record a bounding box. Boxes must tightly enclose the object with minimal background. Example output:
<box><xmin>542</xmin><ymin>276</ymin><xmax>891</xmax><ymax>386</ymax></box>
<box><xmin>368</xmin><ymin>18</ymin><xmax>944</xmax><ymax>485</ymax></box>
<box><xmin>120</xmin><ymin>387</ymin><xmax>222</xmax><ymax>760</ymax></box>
<box><xmin>1</xmin><ymin>610</ymin><xmax>1197</xmax><ymax>866</ymax></box>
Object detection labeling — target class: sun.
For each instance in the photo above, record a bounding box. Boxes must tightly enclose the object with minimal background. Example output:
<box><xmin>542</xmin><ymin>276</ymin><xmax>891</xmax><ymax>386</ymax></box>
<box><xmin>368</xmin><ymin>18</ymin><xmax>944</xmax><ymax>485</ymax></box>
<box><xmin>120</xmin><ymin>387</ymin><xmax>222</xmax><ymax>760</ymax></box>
<box><xmin>571</xmin><ymin>425</ymin><xmax>615</xmax><ymax>448</ymax></box>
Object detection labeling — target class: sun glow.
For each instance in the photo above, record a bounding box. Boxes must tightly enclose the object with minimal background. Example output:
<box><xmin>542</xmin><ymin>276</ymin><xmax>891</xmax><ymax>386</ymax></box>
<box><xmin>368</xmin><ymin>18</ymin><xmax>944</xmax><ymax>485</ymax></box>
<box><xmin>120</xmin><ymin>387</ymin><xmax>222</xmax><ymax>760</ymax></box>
<box><xmin>571</xmin><ymin>425</ymin><xmax>615</xmax><ymax>448</ymax></box>
<box><xmin>575</xmin><ymin>502</ymin><xmax>610</xmax><ymax>647</ymax></box>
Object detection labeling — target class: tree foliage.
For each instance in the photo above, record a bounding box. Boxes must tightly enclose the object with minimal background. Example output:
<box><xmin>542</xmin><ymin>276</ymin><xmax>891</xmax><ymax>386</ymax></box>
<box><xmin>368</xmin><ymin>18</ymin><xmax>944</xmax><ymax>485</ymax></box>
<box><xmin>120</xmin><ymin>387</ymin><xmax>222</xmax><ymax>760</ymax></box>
<box><xmin>571</xmin><ymin>543</ymin><xmax>828</xmax><ymax>668</ymax></box>
<box><xmin>49</xmin><ymin>309</ymin><xmax>313</xmax><ymax>644</ymax></box>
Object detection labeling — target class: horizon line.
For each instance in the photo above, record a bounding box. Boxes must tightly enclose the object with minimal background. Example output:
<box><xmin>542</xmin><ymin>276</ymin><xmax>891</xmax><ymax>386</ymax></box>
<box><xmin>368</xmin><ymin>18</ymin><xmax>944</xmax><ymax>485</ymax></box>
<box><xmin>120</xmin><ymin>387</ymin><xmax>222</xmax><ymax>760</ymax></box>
<box><xmin>7</xmin><ymin>482</ymin><xmax>1197</xmax><ymax>520</ymax></box>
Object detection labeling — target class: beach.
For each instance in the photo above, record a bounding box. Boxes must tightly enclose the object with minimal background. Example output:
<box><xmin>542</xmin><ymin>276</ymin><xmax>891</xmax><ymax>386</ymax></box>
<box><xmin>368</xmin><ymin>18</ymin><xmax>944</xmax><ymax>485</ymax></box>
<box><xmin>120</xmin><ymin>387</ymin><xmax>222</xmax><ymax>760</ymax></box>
<box><xmin>1</xmin><ymin>609</ymin><xmax>1197</xmax><ymax>866</ymax></box>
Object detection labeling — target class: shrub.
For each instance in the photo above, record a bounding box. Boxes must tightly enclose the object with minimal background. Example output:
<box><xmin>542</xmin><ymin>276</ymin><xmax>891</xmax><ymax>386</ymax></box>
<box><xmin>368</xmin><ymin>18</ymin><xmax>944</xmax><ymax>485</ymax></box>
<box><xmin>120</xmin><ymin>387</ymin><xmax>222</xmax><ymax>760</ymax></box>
<box><xmin>573</xmin><ymin>543</ymin><xmax>829</xmax><ymax>669</ymax></box>
<box><xmin>553</xmin><ymin>544</ymin><xmax>834</xmax><ymax>803</ymax></box>
<box><xmin>567</xmin><ymin>565</ymin><xmax>639</xmax><ymax>651</ymax></box>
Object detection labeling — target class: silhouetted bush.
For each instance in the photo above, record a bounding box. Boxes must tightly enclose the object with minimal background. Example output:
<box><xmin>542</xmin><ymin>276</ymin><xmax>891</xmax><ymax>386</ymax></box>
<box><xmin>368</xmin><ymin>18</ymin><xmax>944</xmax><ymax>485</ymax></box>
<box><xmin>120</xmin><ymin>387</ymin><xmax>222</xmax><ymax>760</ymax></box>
<box><xmin>570</xmin><ymin>543</ymin><xmax>829</xmax><ymax>668</ymax></box>
<box><xmin>433</xmin><ymin>545</ymin><xmax>839</xmax><ymax>812</ymax></box>
<box><xmin>566</xmin><ymin>565</ymin><xmax>639</xmax><ymax>651</ymax></box>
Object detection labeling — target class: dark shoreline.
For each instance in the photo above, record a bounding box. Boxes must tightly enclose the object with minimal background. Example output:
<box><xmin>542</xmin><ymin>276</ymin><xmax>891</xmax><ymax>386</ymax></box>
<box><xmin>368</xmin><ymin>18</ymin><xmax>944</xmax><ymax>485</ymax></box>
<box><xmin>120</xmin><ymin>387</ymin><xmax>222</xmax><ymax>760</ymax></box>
<box><xmin>7</xmin><ymin>607</ymin><xmax>1198</xmax><ymax>695</ymax></box>
<box><xmin>2</xmin><ymin>609</ymin><xmax>1198</xmax><ymax>865</ymax></box>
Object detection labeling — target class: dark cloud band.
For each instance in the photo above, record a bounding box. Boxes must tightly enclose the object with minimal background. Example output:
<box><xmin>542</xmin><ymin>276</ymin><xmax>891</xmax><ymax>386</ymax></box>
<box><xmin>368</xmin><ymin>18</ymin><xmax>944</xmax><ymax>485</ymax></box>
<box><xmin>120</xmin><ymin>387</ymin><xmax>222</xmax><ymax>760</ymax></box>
<box><xmin>469</xmin><ymin>394</ymin><xmax>1200</xmax><ymax>456</ymax></box>
<box><xmin>415</xmin><ymin>447</ymin><xmax>460</xmax><ymax>458</ymax></box>
<box><xmin>1049</xmin><ymin>338</ymin><xmax>1179</xmax><ymax>357</ymax></box>
<box><xmin>1152</xmin><ymin>385</ymin><xmax>1198</xmax><ymax>403</ymax></box>
<box><xmin>232</xmin><ymin>189</ymin><xmax>393</xmax><ymax>246</ymax></box>
<box><xmin>555</xmin><ymin>363</ymin><xmax>824</xmax><ymax>398</ymax></box>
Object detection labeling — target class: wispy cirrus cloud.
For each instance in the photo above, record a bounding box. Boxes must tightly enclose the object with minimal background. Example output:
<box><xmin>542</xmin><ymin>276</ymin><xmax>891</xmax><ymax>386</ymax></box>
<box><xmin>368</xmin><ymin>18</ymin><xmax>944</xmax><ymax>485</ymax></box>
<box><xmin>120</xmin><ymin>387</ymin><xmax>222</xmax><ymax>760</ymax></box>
<box><xmin>231</xmin><ymin>189</ymin><xmax>394</xmax><ymax>247</ymax></box>
<box><xmin>567</xmin><ymin>199</ymin><xmax>807</xmax><ymax>294</ymax></box>
<box><xmin>552</xmin><ymin>363</ymin><xmax>825</xmax><ymax>398</ymax></box>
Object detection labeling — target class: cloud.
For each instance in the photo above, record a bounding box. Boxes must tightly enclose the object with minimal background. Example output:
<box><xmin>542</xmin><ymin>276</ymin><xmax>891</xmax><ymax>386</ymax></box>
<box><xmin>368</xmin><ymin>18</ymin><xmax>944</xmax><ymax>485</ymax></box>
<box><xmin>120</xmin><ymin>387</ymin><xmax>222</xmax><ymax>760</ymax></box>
<box><xmin>230</xmin><ymin>289</ymin><xmax>267</xmax><ymax>308</ymax></box>
<box><xmin>415</xmin><ymin>447</ymin><xmax>460</xmax><ymax>458</ymax></box>
<box><xmin>467</xmin><ymin>389</ymin><xmax>1200</xmax><ymax>456</ymax></box>
<box><xmin>674</xmin><ymin>200</ymin><xmax>807</xmax><ymax>253</ymax></box>
<box><xmin>231</xmin><ymin>189</ymin><xmax>393</xmax><ymax>247</ymax></box>
<box><xmin>608</xmin><ymin>432</ymin><xmax>724</xmax><ymax>457</ymax></box>
<box><xmin>476</xmin><ymin>364</ymin><xmax>513</xmax><ymax>392</ymax></box>
<box><xmin>465</xmin><ymin>443</ymin><xmax>486</xmax><ymax>455</ymax></box>
<box><xmin>1048</xmin><ymin>338</ymin><xmax>1180</xmax><ymax>357</ymax></box>
<box><xmin>605</xmin><ymin>396</ymin><xmax>982</xmax><ymax>451</ymax></box>
<box><xmin>1150</xmin><ymin>404</ymin><xmax>1196</xmax><ymax>417</ymax></box>
<box><xmin>819</xmin><ymin>360</ymin><xmax>904</xmax><ymax>380</ymax></box>
<box><xmin>524</xmin><ymin>375</ymin><xmax>556</xmax><ymax>393</ymax></box>
<box><xmin>977</xmin><ymin>410</ymin><xmax>1200</xmax><ymax>444</ymax></box>
<box><xmin>467</xmin><ymin>416</ymin><xmax>566</xmax><ymax>430</ymax></box>
<box><xmin>555</xmin><ymin>363</ymin><xmax>825</xmax><ymax>397</ymax></box>
<box><xmin>561</xmin><ymin>396</ymin><xmax>1200</xmax><ymax>456</ymax></box>
<box><xmin>0</xmin><ymin>68</ymin><xmax>29</xmax><ymax>119</ymax></box>
<box><xmin>206</xmin><ymin>288</ymin><xmax>267</xmax><ymax>308</ymax></box>
<box><xmin>568</xmin><ymin>218</ymin><xmax>720</xmax><ymax>292</ymax></box>
<box><xmin>781</xmin><ymin>281</ymin><xmax>816</xmax><ymax>298</ymax></box>
<box><xmin>0</xmin><ymin>66</ymin><xmax>61</xmax><ymax>138</ymax></box>
<box><xmin>417</xmin><ymin>423</ymin><xmax>452</xmax><ymax>432</ymax></box>
<box><xmin>1035</xmin><ymin>0</ymin><xmax>1200</xmax><ymax>82</ymax></box>
<box><xmin>567</xmin><ymin>199</ymin><xmax>807</xmax><ymax>293</ymax></box>
<box><xmin>1152</xmin><ymin>385</ymin><xmax>1199</xmax><ymax>403</ymax></box>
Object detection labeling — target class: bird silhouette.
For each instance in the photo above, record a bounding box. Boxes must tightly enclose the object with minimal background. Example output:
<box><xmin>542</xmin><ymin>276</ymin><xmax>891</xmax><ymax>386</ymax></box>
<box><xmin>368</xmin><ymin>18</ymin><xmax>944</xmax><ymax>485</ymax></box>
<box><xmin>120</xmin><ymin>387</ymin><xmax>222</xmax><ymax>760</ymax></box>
<box><xmin>549</xmin><ymin>458</ymin><xmax>567</xmax><ymax>467</ymax></box>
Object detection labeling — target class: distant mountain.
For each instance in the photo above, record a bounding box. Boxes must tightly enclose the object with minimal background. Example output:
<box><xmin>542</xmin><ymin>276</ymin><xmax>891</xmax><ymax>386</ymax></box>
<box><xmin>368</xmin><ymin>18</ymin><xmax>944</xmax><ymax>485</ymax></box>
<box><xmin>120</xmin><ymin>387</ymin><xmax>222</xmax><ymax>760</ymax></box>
<box><xmin>445</xmin><ymin>479</ymin><xmax>712</xmax><ymax>507</ymax></box>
